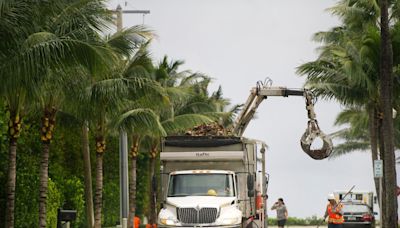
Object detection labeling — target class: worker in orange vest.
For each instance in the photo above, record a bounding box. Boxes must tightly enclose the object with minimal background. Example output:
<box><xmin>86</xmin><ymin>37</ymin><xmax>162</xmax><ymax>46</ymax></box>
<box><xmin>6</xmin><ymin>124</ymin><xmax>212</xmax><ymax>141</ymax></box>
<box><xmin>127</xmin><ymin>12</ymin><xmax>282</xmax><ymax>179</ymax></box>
<box><xmin>134</xmin><ymin>216</ymin><xmax>140</xmax><ymax>228</ymax></box>
<box><xmin>324</xmin><ymin>193</ymin><xmax>344</xmax><ymax>228</ymax></box>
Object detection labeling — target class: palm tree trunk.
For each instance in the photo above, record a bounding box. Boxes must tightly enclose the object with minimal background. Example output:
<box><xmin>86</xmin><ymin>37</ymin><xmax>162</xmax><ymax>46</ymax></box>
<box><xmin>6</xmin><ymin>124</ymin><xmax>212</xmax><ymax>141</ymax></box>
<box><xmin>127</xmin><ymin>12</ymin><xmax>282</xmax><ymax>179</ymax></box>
<box><xmin>378</xmin><ymin>120</ymin><xmax>387</xmax><ymax>226</ymax></box>
<box><xmin>129</xmin><ymin>136</ymin><xmax>140</xmax><ymax>228</ymax></box>
<box><xmin>39</xmin><ymin>107</ymin><xmax>57</xmax><ymax>228</ymax></box>
<box><xmin>380</xmin><ymin>0</ymin><xmax>398</xmax><ymax>226</ymax></box>
<box><xmin>94</xmin><ymin>152</ymin><xmax>104</xmax><ymax>228</ymax></box>
<box><xmin>5</xmin><ymin>141</ymin><xmax>17</xmax><ymax>228</ymax></box>
<box><xmin>368</xmin><ymin>107</ymin><xmax>380</xmax><ymax>200</ymax></box>
<box><xmin>82</xmin><ymin>121</ymin><xmax>94</xmax><ymax>228</ymax></box>
<box><xmin>94</xmin><ymin>128</ymin><xmax>106</xmax><ymax>228</ymax></box>
<box><xmin>148</xmin><ymin>145</ymin><xmax>158</xmax><ymax>225</ymax></box>
<box><xmin>5</xmin><ymin>113</ymin><xmax>22</xmax><ymax>228</ymax></box>
<box><xmin>39</xmin><ymin>143</ymin><xmax>50</xmax><ymax>228</ymax></box>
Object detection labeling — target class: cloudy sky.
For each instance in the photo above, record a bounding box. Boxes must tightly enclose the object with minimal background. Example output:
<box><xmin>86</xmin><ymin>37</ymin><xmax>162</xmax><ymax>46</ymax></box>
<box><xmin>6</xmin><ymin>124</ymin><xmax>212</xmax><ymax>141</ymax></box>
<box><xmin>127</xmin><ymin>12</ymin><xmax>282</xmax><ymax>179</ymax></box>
<box><xmin>109</xmin><ymin>0</ymin><xmax>399</xmax><ymax>219</ymax></box>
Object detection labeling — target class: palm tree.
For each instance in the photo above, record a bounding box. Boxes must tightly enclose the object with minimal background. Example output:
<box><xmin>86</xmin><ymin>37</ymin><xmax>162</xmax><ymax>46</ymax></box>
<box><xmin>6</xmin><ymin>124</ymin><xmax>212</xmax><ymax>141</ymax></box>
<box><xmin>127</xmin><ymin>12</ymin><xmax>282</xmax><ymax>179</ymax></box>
<box><xmin>114</xmin><ymin>101</ymin><xmax>168</xmax><ymax>227</ymax></box>
<box><xmin>0</xmin><ymin>1</ymin><xmax>112</xmax><ymax>226</ymax></box>
<box><xmin>143</xmin><ymin>57</ymin><xmax>237</xmax><ymax>224</ymax></box>
<box><xmin>379</xmin><ymin>0</ymin><xmax>398</xmax><ymax>226</ymax></box>
<box><xmin>60</xmin><ymin>67</ymin><xmax>99</xmax><ymax>228</ymax></box>
<box><xmin>298</xmin><ymin>0</ymin><xmax>400</xmax><ymax>225</ymax></box>
<box><xmin>109</xmin><ymin>43</ymin><xmax>169</xmax><ymax>228</ymax></box>
<box><xmin>86</xmin><ymin>28</ymin><xmax>153</xmax><ymax>228</ymax></box>
<box><xmin>60</xmin><ymin>25</ymin><xmax>154</xmax><ymax>228</ymax></box>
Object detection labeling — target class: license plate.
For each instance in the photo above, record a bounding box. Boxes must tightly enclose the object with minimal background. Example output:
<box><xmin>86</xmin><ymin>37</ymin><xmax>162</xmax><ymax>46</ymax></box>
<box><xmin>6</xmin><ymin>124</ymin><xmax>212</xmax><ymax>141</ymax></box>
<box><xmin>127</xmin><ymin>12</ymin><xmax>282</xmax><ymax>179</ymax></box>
<box><xmin>347</xmin><ymin>217</ymin><xmax>356</xmax><ymax>221</ymax></box>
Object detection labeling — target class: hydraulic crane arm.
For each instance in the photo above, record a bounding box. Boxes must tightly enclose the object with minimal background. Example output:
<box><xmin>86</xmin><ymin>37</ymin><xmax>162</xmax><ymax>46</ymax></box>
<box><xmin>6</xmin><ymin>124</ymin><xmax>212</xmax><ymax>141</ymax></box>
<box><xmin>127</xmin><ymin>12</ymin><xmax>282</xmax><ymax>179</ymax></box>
<box><xmin>232</xmin><ymin>83</ymin><xmax>333</xmax><ymax>160</ymax></box>
<box><xmin>233</xmin><ymin>87</ymin><xmax>305</xmax><ymax>136</ymax></box>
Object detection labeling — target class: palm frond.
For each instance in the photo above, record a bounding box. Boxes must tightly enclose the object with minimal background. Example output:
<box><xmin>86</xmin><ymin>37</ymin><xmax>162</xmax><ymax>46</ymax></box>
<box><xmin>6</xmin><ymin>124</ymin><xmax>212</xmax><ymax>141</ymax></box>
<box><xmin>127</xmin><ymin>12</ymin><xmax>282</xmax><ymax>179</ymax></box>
<box><xmin>116</xmin><ymin>108</ymin><xmax>166</xmax><ymax>136</ymax></box>
<box><xmin>329</xmin><ymin>141</ymin><xmax>370</xmax><ymax>159</ymax></box>
<box><xmin>106</xmin><ymin>25</ymin><xmax>154</xmax><ymax>57</ymax></box>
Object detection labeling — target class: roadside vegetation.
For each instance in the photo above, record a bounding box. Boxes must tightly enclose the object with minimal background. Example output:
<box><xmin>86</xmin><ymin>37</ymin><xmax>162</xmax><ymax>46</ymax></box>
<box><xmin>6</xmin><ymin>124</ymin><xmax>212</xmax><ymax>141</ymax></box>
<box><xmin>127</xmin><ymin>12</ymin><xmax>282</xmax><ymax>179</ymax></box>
<box><xmin>268</xmin><ymin>216</ymin><xmax>325</xmax><ymax>226</ymax></box>
<box><xmin>0</xmin><ymin>0</ymin><xmax>234</xmax><ymax>227</ymax></box>
<box><xmin>0</xmin><ymin>0</ymin><xmax>399</xmax><ymax>228</ymax></box>
<box><xmin>298</xmin><ymin>0</ymin><xmax>399</xmax><ymax>227</ymax></box>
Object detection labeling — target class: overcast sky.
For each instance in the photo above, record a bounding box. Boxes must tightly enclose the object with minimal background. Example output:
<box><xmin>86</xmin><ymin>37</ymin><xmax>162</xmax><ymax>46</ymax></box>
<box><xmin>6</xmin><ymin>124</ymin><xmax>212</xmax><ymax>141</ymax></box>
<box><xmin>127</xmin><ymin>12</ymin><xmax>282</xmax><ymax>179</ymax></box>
<box><xmin>109</xmin><ymin>0</ymin><xmax>399</xmax><ymax>219</ymax></box>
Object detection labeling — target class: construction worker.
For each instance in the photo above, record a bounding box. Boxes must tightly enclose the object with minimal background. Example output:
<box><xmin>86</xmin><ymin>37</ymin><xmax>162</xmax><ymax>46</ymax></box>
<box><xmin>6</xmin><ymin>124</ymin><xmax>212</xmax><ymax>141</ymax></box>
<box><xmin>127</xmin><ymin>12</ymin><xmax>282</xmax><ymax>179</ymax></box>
<box><xmin>324</xmin><ymin>193</ymin><xmax>344</xmax><ymax>228</ymax></box>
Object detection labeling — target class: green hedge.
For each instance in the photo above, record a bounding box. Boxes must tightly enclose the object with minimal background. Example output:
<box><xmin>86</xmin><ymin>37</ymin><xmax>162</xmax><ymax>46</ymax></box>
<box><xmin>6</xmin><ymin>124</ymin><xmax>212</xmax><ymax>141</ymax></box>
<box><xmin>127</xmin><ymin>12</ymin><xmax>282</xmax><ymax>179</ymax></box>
<box><xmin>268</xmin><ymin>216</ymin><xmax>326</xmax><ymax>226</ymax></box>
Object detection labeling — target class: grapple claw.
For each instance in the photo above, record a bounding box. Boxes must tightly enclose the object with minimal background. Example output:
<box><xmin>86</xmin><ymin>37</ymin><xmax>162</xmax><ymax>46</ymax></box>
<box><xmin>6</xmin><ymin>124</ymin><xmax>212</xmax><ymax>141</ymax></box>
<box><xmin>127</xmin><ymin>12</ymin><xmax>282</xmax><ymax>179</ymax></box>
<box><xmin>300</xmin><ymin>121</ymin><xmax>333</xmax><ymax>160</ymax></box>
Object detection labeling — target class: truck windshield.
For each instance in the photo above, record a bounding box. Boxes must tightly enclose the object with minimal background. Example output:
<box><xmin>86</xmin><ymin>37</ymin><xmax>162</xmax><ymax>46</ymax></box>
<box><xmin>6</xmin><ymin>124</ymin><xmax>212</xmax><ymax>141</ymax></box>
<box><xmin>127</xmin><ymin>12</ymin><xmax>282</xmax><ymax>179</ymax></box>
<box><xmin>168</xmin><ymin>173</ymin><xmax>234</xmax><ymax>197</ymax></box>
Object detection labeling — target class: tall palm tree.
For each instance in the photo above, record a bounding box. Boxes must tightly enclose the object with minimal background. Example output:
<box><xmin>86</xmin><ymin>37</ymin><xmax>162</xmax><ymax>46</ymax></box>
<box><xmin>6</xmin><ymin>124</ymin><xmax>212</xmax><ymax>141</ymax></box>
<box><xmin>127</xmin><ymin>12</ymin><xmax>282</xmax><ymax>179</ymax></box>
<box><xmin>87</xmin><ymin>28</ymin><xmax>153</xmax><ymax>228</ymax></box>
<box><xmin>110</xmin><ymin>43</ymin><xmax>169</xmax><ymax>228</ymax></box>
<box><xmin>60</xmin><ymin>66</ymin><xmax>99</xmax><ymax>228</ymax></box>
<box><xmin>379</xmin><ymin>0</ymin><xmax>398</xmax><ymax>226</ymax></box>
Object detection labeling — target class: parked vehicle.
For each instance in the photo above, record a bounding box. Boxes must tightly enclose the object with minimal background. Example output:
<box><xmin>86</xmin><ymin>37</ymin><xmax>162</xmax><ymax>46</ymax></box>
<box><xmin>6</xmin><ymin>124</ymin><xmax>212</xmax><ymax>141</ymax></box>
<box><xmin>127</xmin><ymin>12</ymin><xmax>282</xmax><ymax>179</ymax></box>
<box><xmin>342</xmin><ymin>202</ymin><xmax>375</xmax><ymax>228</ymax></box>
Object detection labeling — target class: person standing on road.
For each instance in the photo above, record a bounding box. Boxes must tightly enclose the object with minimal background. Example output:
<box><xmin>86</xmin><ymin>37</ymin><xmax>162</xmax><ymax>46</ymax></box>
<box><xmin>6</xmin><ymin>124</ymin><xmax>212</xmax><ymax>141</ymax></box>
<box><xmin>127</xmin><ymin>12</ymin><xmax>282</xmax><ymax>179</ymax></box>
<box><xmin>324</xmin><ymin>194</ymin><xmax>344</xmax><ymax>228</ymax></box>
<box><xmin>271</xmin><ymin>198</ymin><xmax>288</xmax><ymax>228</ymax></box>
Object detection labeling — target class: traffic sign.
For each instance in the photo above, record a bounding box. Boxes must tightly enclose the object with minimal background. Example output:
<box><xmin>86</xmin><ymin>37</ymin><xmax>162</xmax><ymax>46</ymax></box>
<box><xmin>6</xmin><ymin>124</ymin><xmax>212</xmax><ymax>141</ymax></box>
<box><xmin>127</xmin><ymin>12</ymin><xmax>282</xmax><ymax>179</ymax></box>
<box><xmin>374</xmin><ymin>160</ymin><xmax>383</xmax><ymax>178</ymax></box>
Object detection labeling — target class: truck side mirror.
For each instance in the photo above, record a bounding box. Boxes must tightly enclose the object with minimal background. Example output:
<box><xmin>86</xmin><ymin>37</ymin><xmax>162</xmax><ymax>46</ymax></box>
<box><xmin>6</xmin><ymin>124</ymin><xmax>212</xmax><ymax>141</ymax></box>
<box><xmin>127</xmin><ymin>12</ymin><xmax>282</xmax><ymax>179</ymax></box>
<box><xmin>265</xmin><ymin>174</ymin><xmax>270</xmax><ymax>189</ymax></box>
<box><xmin>247</xmin><ymin>174</ymin><xmax>254</xmax><ymax>197</ymax></box>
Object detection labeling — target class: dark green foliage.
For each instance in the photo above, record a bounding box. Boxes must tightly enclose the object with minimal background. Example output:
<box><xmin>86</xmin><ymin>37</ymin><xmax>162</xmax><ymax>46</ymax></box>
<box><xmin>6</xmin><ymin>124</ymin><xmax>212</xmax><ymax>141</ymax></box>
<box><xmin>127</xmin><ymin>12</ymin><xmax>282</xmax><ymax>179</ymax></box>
<box><xmin>61</xmin><ymin>177</ymin><xmax>85</xmax><ymax>227</ymax></box>
<box><xmin>135</xmin><ymin>149</ymin><xmax>150</xmax><ymax>219</ymax></box>
<box><xmin>13</xmin><ymin>118</ymin><xmax>41</xmax><ymax>227</ymax></box>
<box><xmin>46</xmin><ymin>179</ymin><xmax>63</xmax><ymax>228</ymax></box>
<box><xmin>102</xmin><ymin>137</ymin><xmax>120</xmax><ymax>227</ymax></box>
<box><xmin>0</xmin><ymin>103</ymin><xmax>152</xmax><ymax>227</ymax></box>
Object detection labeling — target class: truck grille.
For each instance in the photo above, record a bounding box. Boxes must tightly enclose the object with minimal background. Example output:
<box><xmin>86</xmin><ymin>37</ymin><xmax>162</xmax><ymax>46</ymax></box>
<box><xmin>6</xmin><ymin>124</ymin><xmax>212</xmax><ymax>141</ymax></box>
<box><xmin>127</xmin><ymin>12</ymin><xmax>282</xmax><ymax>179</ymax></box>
<box><xmin>177</xmin><ymin>207</ymin><xmax>218</xmax><ymax>224</ymax></box>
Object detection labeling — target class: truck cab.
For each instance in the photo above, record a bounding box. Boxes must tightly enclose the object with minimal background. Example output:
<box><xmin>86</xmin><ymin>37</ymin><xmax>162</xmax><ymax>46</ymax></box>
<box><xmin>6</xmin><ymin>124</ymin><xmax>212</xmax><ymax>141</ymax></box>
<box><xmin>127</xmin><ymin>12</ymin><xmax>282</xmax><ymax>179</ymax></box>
<box><xmin>158</xmin><ymin>136</ymin><xmax>267</xmax><ymax>228</ymax></box>
<box><xmin>159</xmin><ymin>170</ymin><xmax>242</xmax><ymax>227</ymax></box>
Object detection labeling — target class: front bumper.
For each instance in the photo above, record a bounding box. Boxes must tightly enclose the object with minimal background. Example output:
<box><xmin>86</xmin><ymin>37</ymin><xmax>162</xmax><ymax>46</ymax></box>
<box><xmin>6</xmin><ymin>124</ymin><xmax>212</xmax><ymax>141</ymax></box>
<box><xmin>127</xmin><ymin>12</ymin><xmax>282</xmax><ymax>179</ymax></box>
<box><xmin>158</xmin><ymin>225</ymin><xmax>241</xmax><ymax>228</ymax></box>
<box><xmin>343</xmin><ymin>221</ymin><xmax>374</xmax><ymax>225</ymax></box>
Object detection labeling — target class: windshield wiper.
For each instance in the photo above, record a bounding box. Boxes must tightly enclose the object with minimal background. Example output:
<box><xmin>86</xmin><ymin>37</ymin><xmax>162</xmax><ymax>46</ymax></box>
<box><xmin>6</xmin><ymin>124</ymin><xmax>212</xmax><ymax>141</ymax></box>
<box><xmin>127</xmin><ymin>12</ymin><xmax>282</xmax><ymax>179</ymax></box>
<box><xmin>169</xmin><ymin>193</ymin><xmax>190</xmax><ymax>197</ymax></box>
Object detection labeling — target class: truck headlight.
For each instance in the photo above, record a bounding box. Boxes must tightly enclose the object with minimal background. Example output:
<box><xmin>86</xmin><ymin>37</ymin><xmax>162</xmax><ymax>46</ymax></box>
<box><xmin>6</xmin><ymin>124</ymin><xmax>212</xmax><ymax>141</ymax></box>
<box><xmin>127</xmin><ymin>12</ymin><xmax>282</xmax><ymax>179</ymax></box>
<box><xmin>160</xmin><ymin>218</ymin><xmax>177</xmax><ymax>226</ymax></box>
<box><xmin>221</xmin><ymin>217</ymin><xmax>240</xmax><ymax>225</ymax></box>
<box><xmin>217</xmin><ymin>204</ymin><xmax>242</xmax><ymax>225</ymax></box>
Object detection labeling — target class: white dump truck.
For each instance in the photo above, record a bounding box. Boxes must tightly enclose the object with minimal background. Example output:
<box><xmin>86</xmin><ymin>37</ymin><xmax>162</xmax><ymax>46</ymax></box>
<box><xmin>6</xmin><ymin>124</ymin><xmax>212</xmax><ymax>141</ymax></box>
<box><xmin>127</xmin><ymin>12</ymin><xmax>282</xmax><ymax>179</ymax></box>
<box><xmin>157</xmin><ymin>136</ymin><xmax>267</xmax><ymax>228</ymax></box>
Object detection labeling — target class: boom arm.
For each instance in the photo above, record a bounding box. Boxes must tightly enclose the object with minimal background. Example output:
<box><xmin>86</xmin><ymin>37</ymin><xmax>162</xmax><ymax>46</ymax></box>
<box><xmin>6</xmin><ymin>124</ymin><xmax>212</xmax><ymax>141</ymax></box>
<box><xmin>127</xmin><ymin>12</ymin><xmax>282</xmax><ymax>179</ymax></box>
<box><xmin>232</xmin><ymin>83</ymin><xmax>333</xmax><ymax>160</ymax></box>
<box><xmin>233</xmin><ymin>86</ymin><xmax>305</xmax><ymax>137</ymax></box>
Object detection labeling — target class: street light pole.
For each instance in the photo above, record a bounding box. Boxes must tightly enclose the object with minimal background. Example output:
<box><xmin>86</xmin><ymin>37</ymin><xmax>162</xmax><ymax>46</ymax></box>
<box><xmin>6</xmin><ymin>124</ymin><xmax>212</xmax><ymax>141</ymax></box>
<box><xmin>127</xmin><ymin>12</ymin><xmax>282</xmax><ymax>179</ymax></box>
<box><xmin>115</xmin><ymin>4</ymin><xmax>150</xmax><ymax>228</ymax></box>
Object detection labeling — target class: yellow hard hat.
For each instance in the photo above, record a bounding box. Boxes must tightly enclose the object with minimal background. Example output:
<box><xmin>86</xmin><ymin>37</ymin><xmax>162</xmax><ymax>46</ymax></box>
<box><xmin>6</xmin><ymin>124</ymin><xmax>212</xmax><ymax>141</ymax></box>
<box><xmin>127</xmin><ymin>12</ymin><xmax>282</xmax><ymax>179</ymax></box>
<box><xmin>207</xmin><ymin>189</ymin><xmax>217</xmax><ymax>196</ymax></box>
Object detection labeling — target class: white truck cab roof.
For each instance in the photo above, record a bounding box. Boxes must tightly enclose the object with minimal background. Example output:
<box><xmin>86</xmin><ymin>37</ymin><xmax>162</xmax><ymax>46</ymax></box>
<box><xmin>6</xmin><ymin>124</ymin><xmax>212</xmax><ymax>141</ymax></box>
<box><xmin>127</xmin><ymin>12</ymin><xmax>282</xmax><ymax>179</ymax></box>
<box><xmin>170</xmin><ymin>170</ymin><xmax>235</xmax><ymax>175</ymax></box>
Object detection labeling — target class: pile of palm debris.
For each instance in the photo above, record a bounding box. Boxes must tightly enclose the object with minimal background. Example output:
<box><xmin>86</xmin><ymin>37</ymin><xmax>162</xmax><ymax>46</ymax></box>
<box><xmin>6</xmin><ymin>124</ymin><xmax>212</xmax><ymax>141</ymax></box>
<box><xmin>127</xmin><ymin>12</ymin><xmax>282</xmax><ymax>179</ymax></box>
<box><xmin>185</xmin><ymin>122</ymin><xmax>233</xmax><ymax>136</ymax></box>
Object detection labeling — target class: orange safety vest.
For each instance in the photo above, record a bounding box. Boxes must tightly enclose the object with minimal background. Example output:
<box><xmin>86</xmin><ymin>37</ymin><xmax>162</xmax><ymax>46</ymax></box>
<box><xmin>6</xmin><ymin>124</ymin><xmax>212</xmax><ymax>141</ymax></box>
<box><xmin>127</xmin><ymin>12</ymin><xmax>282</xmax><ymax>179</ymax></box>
<box><xmin>327</xmin><ymin>203</ymin><xmax>344</xmax><ymax>224</ymax></box>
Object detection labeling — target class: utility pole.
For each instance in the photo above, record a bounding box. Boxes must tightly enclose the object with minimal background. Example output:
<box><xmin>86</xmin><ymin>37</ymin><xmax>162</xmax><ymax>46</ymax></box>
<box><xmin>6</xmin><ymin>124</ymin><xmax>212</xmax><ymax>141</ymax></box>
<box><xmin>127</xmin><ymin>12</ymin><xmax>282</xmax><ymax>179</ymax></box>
<box><xmin>114</xmin><ymin>5</ymin><xmax>150</xmax><ymax>228</ymax></box>
<box><xmin>115</xmin><ymin>4</ymin><xmax>150</xmax><ymax>31</ymax></box>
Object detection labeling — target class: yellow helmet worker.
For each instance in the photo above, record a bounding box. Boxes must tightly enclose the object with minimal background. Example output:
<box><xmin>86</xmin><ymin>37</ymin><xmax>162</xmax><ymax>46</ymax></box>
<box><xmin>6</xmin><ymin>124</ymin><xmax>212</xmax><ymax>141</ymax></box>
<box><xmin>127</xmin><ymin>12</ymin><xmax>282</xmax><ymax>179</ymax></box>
<box><xmin>207</xmin><ymin>189</ymin><xmax>217</xmax><ymax>196</ymax></box>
